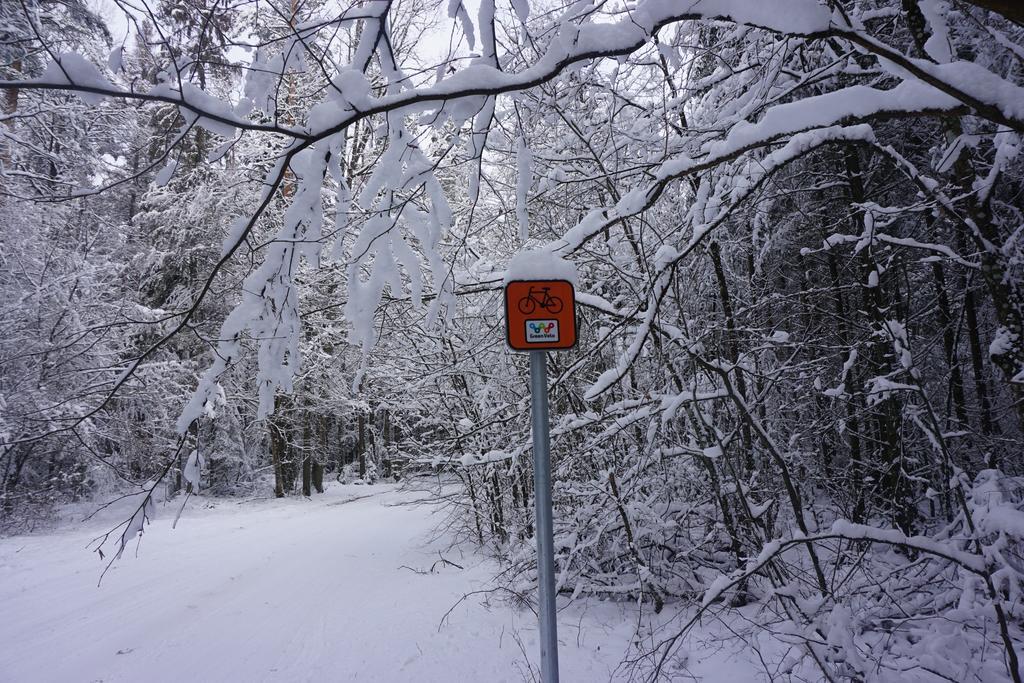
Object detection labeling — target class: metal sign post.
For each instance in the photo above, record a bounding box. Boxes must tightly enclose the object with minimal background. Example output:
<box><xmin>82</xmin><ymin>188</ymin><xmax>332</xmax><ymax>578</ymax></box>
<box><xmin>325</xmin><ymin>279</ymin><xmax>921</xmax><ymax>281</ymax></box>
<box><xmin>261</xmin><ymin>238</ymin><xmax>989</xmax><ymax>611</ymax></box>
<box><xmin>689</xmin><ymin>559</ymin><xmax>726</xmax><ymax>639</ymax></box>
<box><xmin>529</xmin><ymin>350</ymin><xmax>559</xmax><ymax>683</ymax></box>
<box><xmin>504</xmin><ymin>278</ymin><xmax>576</xmax><ymax>683</ymax></box>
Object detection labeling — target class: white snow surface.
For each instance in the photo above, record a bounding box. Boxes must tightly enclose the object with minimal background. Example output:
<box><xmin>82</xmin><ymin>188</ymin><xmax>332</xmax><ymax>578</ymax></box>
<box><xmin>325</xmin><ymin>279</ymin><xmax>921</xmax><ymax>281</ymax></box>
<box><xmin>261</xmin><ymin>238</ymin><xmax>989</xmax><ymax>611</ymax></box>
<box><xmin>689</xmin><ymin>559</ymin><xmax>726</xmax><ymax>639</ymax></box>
<box><xmin>0</xmin><ymin>485</ymin><xmax>767</xmax><ymax>682</ymax></box>
<box><xmin>503</xmin><ymin>249</ymin><xmax>578</xmax><ymax>285</ymax></box>
<box><xmin>39</xmin><ymin>53</ymin><xmax>112</xmax><ymax>106</ymax></box>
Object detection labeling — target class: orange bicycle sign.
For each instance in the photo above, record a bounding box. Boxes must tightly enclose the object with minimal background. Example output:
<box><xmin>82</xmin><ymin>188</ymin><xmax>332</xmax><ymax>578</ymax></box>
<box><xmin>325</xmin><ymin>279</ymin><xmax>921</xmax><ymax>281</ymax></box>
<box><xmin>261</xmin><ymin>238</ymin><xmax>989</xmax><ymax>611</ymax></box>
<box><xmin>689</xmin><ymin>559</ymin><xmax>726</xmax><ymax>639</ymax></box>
<box><xmin>505</xmin><ymin>280</ymin><xmax>577</xmax><ymax>351</ymax></box>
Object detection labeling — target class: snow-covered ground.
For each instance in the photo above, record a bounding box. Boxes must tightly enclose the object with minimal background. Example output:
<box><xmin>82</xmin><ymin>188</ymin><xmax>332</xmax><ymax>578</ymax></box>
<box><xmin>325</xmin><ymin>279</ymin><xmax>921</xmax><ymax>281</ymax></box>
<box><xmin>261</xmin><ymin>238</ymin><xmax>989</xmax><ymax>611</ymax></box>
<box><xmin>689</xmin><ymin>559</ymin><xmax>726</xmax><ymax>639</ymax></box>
<box><xmin>0</xmin><ymin>484</ymin><xmax>765</xmax><ymax>682</ymax></box>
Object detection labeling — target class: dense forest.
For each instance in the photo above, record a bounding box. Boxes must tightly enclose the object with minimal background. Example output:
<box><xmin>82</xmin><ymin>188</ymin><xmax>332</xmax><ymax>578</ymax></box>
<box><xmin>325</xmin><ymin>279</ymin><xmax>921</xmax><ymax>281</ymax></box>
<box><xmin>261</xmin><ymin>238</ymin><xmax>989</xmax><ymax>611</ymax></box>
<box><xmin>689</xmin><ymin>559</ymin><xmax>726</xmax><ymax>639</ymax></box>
<box><xmin>2</xmin><ymin>0</ymin><xmax>1024</xmax><ymax>680</ymax></box>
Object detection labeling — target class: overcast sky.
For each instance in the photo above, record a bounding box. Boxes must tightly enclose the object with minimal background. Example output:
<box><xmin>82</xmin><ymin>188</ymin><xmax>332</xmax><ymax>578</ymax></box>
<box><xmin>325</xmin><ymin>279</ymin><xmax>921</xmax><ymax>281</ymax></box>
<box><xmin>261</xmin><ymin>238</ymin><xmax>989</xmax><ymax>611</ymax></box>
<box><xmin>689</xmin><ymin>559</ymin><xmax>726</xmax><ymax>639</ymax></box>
<box><xmin>90</xmin><ymin>0</ymin><xmax>480</xmax><ymax>75</ymax></box>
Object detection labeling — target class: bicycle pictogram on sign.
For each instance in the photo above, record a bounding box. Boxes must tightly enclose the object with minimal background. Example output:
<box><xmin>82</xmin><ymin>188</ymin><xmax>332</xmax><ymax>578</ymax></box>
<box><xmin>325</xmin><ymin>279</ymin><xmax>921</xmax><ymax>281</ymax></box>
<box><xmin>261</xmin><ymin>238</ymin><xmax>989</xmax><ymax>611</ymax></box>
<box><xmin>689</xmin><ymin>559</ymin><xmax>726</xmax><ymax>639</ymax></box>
<box><xmin>517</xmin><ymin>286</ymin><xmax>564</xmax><ymax>315</ymax></box>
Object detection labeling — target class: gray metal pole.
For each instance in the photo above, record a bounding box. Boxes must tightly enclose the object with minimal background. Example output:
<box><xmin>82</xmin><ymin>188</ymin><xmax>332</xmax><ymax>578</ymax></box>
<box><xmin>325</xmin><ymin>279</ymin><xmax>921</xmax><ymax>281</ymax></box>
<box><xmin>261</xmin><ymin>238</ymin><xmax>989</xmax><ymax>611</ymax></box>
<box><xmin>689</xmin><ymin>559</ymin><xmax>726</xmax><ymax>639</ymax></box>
<box><xmin>529</xmin><ymin>351</ymin><xmax>559</xmax><ymax>683</ymax></box>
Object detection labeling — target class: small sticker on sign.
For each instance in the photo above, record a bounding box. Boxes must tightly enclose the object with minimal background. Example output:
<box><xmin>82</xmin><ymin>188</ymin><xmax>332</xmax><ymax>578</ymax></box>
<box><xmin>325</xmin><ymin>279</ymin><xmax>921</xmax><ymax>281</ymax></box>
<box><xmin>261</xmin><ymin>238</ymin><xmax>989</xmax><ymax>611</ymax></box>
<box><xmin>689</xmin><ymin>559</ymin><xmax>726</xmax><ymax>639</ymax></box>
<box><xmin>526</xmin><ymin>320</ymin><xmax>559</xmax><ymax>343</ymax></box>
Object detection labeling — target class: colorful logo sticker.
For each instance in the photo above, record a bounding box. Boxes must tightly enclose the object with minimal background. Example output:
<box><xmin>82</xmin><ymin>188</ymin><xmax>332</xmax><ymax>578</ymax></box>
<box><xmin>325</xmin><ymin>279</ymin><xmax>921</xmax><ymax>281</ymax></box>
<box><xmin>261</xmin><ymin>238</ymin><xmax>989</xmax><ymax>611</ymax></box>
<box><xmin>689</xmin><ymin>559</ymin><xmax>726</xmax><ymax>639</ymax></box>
<box><xmin>525</xmin><ymin>319</ymin><xmax>559</xmax><ymax>343</ymax></box>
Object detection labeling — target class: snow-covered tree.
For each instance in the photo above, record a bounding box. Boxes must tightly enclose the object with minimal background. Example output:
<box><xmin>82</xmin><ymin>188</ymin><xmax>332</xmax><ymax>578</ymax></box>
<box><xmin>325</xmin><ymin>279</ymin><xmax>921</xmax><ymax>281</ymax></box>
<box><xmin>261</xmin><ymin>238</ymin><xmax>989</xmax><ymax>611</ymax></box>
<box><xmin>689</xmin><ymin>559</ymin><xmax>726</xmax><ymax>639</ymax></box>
<box><xmin>3</xmin><ymin>0</ymin><xmax>1024</xmax><ymax>679</ymax></box>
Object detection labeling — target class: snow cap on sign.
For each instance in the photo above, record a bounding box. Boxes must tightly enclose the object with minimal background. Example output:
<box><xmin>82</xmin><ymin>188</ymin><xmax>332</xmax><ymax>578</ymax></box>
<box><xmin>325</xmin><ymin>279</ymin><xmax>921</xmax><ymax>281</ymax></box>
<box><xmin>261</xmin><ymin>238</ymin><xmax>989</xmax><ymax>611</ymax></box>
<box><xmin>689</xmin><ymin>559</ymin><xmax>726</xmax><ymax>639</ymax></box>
<box><xmin>503</xmin><ymin>249</ymin><xmax>577</xmax><ymax>286</ymax></box>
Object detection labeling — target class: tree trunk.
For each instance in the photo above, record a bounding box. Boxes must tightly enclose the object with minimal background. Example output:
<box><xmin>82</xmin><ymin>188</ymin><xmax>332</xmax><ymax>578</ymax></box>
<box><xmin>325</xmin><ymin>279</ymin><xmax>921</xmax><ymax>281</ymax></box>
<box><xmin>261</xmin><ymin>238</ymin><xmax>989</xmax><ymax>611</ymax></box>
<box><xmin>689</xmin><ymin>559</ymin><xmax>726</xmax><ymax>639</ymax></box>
<box><xmin>312</xmin><ymin>461</ymin><xmax>324</xmax><ymax>494</ymax></box>
<box><xmin>932</xmin><ymin>262</ymin><xmax>969</xmax><ymax>427</ymax></box>
<box><xmin>357</xmin><ymin>412</ymin><xmax>366</xmax><ymax>478</ymax></box>
<box><xmin>270</xmin><ymin>423</ymin><xmax>286</xmax><ymax>499</ymax></box>
<box><xmin>709</xmin><ymin>240</ymin><xmax>755</xmax><ymax>473</ymax></box>
<box><xmin>825</xmin><ymin>251</ymin><xmax>867</xmax><ymax>520</ymax></box>
<box><xmin>845</xmin><ymin>146</ymin><xmax>914</xmax><ymax>535</ymax></box>
<box><xmin>301</xmin><ymin>417</ymin><xmax>312</xmax><ymax>497</ymax></box>
<box><xmin>1</xmin><ymin>58</ymin><xmax>19</xmax><ymax>166</ymax></box>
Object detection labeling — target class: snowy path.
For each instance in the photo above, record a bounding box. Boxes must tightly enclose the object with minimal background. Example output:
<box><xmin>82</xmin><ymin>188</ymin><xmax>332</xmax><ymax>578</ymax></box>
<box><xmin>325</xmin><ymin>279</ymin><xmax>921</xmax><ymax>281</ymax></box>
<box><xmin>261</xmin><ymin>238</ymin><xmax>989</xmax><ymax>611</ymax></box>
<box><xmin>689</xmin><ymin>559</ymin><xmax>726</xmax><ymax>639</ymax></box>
<box><xmin>0</xmin><ymin>485</ymin><xmax>761</xmax><ymax>682</ymax></box>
